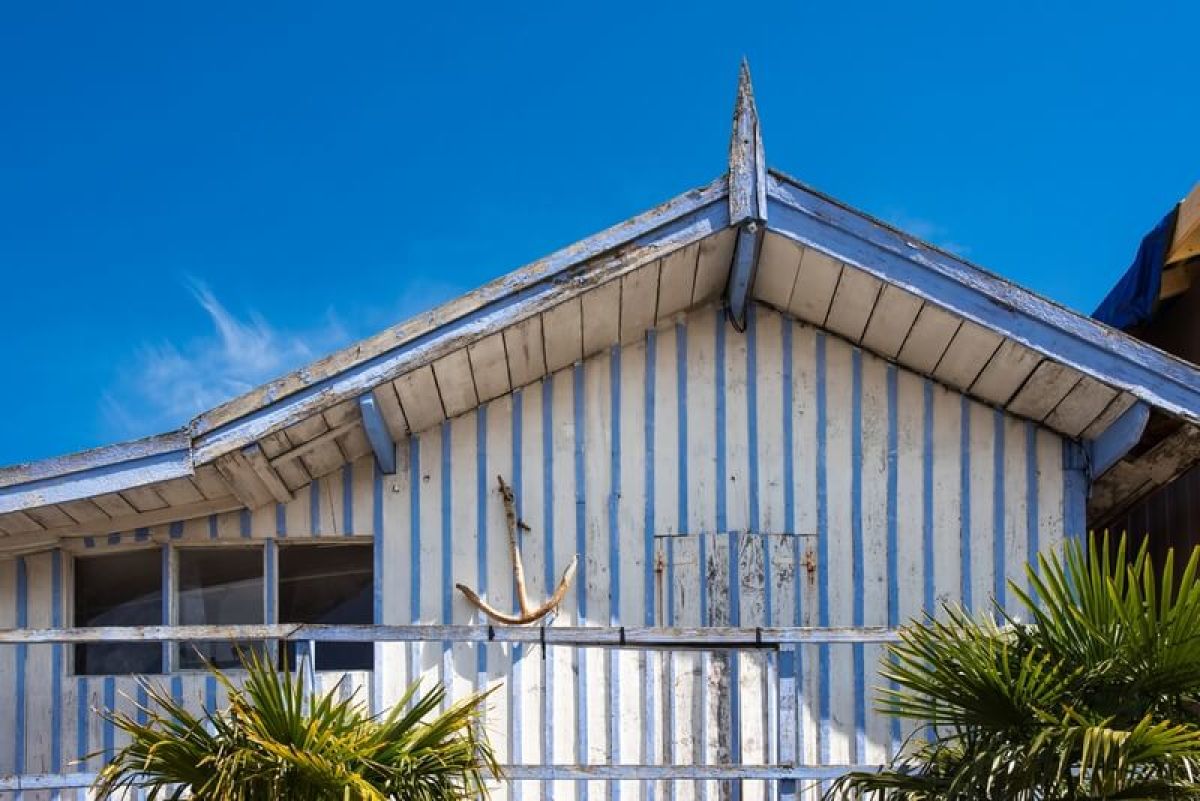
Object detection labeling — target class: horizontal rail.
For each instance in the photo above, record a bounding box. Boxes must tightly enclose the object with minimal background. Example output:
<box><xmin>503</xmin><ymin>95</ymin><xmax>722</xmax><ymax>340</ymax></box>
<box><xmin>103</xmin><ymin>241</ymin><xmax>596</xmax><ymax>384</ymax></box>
<box><xmin>0</xmin><ymin>765</ymin><xmax>883</xmax><ymax>791</ymax></box>
<box><xmin>0</xmin><ymin>623</ymin><xmax>902</xmax><ymax>646</ymax></box>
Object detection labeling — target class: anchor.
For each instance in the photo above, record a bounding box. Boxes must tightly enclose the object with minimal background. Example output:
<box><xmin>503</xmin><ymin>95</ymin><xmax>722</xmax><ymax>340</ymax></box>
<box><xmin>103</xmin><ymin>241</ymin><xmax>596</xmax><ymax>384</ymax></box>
<box><xmin>455</xmin><ymin>475</ymin><xmax>578</xmax><ymax>625</ymax></box>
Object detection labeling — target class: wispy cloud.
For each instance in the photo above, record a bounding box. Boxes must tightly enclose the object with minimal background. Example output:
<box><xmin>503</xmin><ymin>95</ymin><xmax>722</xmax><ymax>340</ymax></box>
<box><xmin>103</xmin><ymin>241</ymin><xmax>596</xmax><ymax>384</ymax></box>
<box><xmin>883</xmin><ymin>211</ymin><xmax>972</xmax><ymax>258</ymax></box>
<box><xmin>100</xmin><ymin>276</ymin><xmax>462</xmax><ymax>440</ymax></box>
<box><xmin>101</xmin><ymin>280</ymin><xmax>348</xmax><ymax>437</ymax></box>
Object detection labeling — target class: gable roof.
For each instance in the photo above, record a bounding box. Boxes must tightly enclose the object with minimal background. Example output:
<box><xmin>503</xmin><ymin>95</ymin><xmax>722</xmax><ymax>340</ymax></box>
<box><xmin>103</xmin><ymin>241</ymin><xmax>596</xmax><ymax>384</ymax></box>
<box><xmin>3</xmin><ymin>62</ymin><xmax>1199</xmax><ymax>551</ymax></box>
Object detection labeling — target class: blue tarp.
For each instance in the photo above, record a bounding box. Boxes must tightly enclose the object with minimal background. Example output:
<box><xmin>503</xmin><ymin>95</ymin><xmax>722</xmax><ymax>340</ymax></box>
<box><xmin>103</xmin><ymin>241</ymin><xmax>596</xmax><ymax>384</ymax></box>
<box><xmin>1093</xmin><ymin>208</ymin><xmax>1179</xmax><ymax>330</ymax></box>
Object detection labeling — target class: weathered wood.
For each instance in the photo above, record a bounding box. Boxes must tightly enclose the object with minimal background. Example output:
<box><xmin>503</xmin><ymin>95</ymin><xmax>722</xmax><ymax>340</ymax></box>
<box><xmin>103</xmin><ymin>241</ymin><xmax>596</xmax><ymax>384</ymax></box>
<box><xmin>768</xmin><ymin>169</ymin><xmax>1200</xmax><ymax>426</ymax></box>
<box><xmin>860</xmin><ymin>284</ymin><xmax>922</xmax><ymax>360</ymax></box>
<box><xmin>970</xmin><ymin>338</ymin><xmax>1042</xmax><ymax>407</ymax></box>
<box><xmin>824</xmin><ymin>266</ymin><xmax>881</xmax><ymax>343</ymax></box>
<box><xmin>897</xmin><ymin>303</ymin><xmax>960</xmax><ymax>375</ymax></box>
<box><xmin>358</xmin><ymin>394</ymin><xmax>397</xmax><ymax>475</ymax></box>
<box><xmin>432</xmin><ymin>348</ymin><xmax>479</xmax><ymax>417</ymax></box>
<box><xmin>1007</xmin><ymin>360</ymin><xmax>1081</xmax><ymax>422</ymax></box>
<box><xmin>241</xmin><ymin>443</ymin><xmax>293</xmax><ymax>504</ymax></box>
<box><xmin>932</xmin><ymin>319</ymin><xmax>1002</xmax><ymax>391</ymax></box>
<box><xmin>214</xmin><ymin>450</ymin><xmax>278</xmax><ymax>509</ymax></box>
<box><xmin>1167</xmin><ymin>181</ymin><xmax>1200</xmax><ymax>265</ymax></box>
<box><xmin>468</xmin><ymin>333</ymin><xmax>513</xmax><ymax>402</ymax></box>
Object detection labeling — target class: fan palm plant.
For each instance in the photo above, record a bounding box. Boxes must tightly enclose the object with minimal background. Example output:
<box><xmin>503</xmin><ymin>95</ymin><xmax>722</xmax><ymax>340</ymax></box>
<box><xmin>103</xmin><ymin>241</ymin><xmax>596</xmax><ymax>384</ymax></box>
<box><xmin>831</xmin><ymin>534</ymin><xmax>1200</xmax><ymax>800</ymax></box>
<box><xmin>93</xmin><ymin>649</ymin><xmax>499</xmax><ymax>800</ymax></box>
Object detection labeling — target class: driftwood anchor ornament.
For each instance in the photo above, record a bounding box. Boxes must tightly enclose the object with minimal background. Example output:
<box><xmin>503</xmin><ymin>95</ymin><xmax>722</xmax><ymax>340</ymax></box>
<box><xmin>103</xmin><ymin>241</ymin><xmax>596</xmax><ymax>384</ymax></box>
<box><xmin>455</xmin><ymin>475</ymin><xmax>578</xmax><ymax>625</ymax></box>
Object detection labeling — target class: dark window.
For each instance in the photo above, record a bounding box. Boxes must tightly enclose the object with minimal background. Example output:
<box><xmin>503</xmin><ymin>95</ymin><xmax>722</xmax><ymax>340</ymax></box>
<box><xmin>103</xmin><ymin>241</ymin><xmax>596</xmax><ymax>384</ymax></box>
<box><xmin>74</xmin><ymin>549</ymin><xmax>163</xmax><ymax>675</ymax></box>
<box><xmin>279</xmin><ymin>544</ymin><xmax>373</xmax><ymax>670</ymax></box>
<box><xmin>178</xmin><ymin>547</ymin><xmax>264</xmax><ymax>669</ymax></box>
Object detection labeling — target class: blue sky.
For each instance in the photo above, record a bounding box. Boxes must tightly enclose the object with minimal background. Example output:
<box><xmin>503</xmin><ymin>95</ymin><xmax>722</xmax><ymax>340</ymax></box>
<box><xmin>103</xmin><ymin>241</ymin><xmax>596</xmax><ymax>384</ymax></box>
<box><xmin>1</xmin><ymin>2</ymin><xmax>1196</xmax><ymax>465</ymax></box>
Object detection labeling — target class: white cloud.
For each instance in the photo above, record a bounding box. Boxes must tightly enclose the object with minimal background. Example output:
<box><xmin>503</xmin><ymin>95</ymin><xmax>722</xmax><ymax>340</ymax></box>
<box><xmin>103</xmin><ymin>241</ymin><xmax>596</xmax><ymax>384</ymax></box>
<box><xmin>101</xmin><ymin>274</ymin><xmax>467</xmax><ymax>441</ymax></box>
<box><xmin>884</xmin><ymin>211</ymin><xmax>972</xmax><ymax>258</ymax></box>
<box><xmin>100</xmin><ymin>281</ymin><xmax>353</xmax><ymax>439</ymax></box>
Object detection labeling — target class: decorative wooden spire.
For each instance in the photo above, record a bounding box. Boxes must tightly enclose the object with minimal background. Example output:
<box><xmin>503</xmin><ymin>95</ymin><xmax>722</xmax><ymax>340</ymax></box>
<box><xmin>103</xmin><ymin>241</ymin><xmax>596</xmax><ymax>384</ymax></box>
<box><xmin>728</xmin><ymin>58</ymin><xmax>767</xmax><ymax>226</ymax></box>
<box><xmin>726</xmin><ymin>60</ymin><xmax>767</xmax><ymax>331</ymax></box>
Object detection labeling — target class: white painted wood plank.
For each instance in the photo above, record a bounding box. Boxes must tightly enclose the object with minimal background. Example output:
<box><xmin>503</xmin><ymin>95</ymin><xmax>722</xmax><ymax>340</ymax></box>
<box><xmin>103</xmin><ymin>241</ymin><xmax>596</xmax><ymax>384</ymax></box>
<box><xmin>581</xmin><ymin>354</ymin><xmax>612</xmax><ymax>763</ymax></box>
<box><xmin>792</xmin><ymin>322</ymin><xmax>819</xmax><ymax>538</ymax></box>
<box><xmin>371</xmin><ymin>382</ymin><xmax>409</xmax><ymax>441</ymax></box>
<box><xmin>394</xmin><ymin>367</ymin><xmax>445</xmax><ymax>434</ymax></box>
<box><xmin>756</xmin><ymin>309</ymin><xmax>785</xmax><ymax>533</ymax></box>
<box><xmin>897</xmin><ymin>304</ymin><xmax>960</xmax><ymax>375</ymax></box>
<box><xmin>119</xmin><ymin>485</ymin><xmax>170</xmax><ymax>513</ymax></box>
<box><xmin>617</xmin><ymin>340</ymin><xmax>646</xmax><ymax>766</ymax></box>
<box><xmin>1037</xmin><ymin>428</ymin><xmax>1066</xmax><ymax>555</ymax></box>
<box><xmin>581</xmin><ymin>281</ymin><xmax>621</xmax><ymax>359</ymax></box>
<box><xmin>753</xmin><ymin>232</ymin><xmax>802</xmax><ymax>310</ymax></box>
<box><xmin>338</xmin><ymin>424</ymin><xmax>373</xmax><ymax>464</ymax></box>
<box><xmin>692</xmin><ymin>228</ymin><xmax>736</xmax><ymax>305</ymax></box>
<box><xmin>502</xmin><ymin>315</ymin><xmax>546</xmax><ymax>390</ymax></box>
<box><xmin>725</xmin><ymin>312</ymin><xmax>751</xmax><ymax>533</ymax></box>
<box><xmin>192</xmin><ymin>464</ymin><xmax>234</xmax><ymax>501</ymax></box>
<box><xmin>686</xmin><ymin>308</ymin><xmax>717</xmax><ymax>535</ymax></box>
<box><xmin>0</xmin><ymin>560</ymin><xmax>16</xmax><ymax>774</ymax></box>
<box><xmin>467</xmin><ymin>334</ymin><xmax>511</xmax><ymax>404</ymax></box>
<box><xmin>967</xmin><ymin>400</ymin><xmax>996</xmax><ymax>615</ymax></box>
<box><xmin>57</xmin><ymin>499</ymin><xmax>112</xmax><ymax>526</ymax></box>
<box><xmin>542</xmin><ymin>297</ymin><xmax>584</xmax><ymax>374</ymax></box>
<box><xmin>1044</xmin><ymin>375</ymin><xmax>1119</xmax><ymax>438</ymax></box>
<box><xmin>1007</xmin><ymin>361</ymin><xmax>1082</xmax><ymax>422</ymax></box>
<box><xmin>932</xmin><ymin>384</ymin><xmax>963</xmax><ymax>609</ymax></box>
<box><xmin>860</xmin><ymin>284</ymin><xmax>923</xmax><ymax>362</ymax></box>
<box><xmin>823</xmin><ymin>267</ymin><xmax>882</xmax><ymax>343</ymax></box>
<box><xmin>517</xmin><ymin>383</ymin><xmax>545</xmax><ymax>768</ymax></box>
<box><xmin>298</xmin><ymin>439</ymin><xmax>345</xmax><ymax>483</ymax></box>
<box><xmin>969</xmin><ymin>339</ymin><xmax>1042</xmax><ymax>407</ymax></box>
<box><xmin>932</xmin><ymin>320</ymin><xmax>1003</xmax><ymax>391</ymax></box>
<box><xmin>447</xmin><ymin>413</ymin><xmax>477</xmax><ymax>708</ymax></box>
<box><xmin>860</xmin><ymin>353</ymin><xmax>891</xmax><ymax>765</ymax></box>
<box><xmin>657</xmin><ymin>243</ymin><xmax>699</xmax><ymax>322</ymax></box>
<box><xmin>25</xmin><ymin>505</ymin><xmax>77</xmax><ymax>530</ymax></box>
<box><xmin>432</xmin><ymin>349</ymin><xmax>479</xmax><ymax>419</ymax></box>
<box><xmin>483</xmin><ymin>395</ymin><xmax>515</xmax><ymax>766</ymax></box>
<box><xmin>823</xmin><ymin>336</ymin><xmax>854</xmax><ymax>765</ymax></box>
<box><xmin>549</xmin><ymin>368</ymin><xmax>580</xmax><ymax>770</ymax></box>
<box><xmin>620</xmin><ymin>262</ymin><xmax>661</xmax><ymax>345</ymax></box>
<box><xmin>786</xmin><ymin>248</ymin><xmax>841</xmax><ymax>326</ymax></box>
<box><xmin>1003</xmin><ymin>417</ymin><xmax>1030</xmax><ymax>605</ymax></box>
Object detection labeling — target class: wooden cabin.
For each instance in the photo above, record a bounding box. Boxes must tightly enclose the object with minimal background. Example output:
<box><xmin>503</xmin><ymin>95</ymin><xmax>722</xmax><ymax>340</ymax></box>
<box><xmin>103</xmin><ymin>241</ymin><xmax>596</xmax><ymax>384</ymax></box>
<box><xmin>4</xmin><ymin>65</ymin><xmax>1200</xmax><ymax>800</ymax></box>
<box><xmin>1091</xmin><ymin>181</ymin><xmax>1200</xmax><ymax>564</ymax></box>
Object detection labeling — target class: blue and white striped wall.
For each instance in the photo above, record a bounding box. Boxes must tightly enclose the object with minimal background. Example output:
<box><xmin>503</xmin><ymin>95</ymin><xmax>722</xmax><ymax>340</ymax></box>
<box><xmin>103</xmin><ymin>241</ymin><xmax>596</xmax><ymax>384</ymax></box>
<box><xmin>0</xmin><ymin>456</ymin><xmax>381</xmax><ymax>801</ymax></box>
<box><xmin>0</xmin><ymin>300</ymin><xmax>1073</xmax><ymax>800</ymax></box>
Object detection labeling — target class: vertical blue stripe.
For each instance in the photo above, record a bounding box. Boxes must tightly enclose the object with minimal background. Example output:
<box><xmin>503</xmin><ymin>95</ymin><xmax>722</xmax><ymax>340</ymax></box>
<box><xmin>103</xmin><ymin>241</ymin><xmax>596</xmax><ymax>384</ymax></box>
<box><xmin>782</xmin><ymin>321</ymin><xmax>795</xmax><ymax>534</ymax></box>
<box><xmin>208</xmin><ymin>514</ymin><xmax>218</xmax><ymax>540</ymax></box>
<box><xmin>715</xmin><ymin>307</ymin><xmax>727</xmax><ymax>532</ymax></box>
<box><xmin>343</xmin><ymin>462</ymin><xmax>354</xmax><ymax>535</ymax></box>
<box><xmin>676</xmin><ymin>321</ymin><xmax>689</xmax><ymax>532</ymax></box>
<box><xmin>440</xmin><ymin>421</ymin><xmax>453</xmax><ymax>697</ymax></box>
<box><xmin>103</xmin><ymin>677</ymin><xmax>116</xmax><ymax>761</ymax></box>
<box><xmin>475</xmin><ymin>406</ymin><xmax>489</xmax><ymax>688</ymax></box>
<box><xmin>993</xmin><ymin>410</ymin><xmax>1007</xmax><ymax>612</ymax></box>
<box><xmin>170</xmin><ymin>675</ymin><xmax>182</xmax><ymax>704</ymax></box>
<box><xmin>960</xmin><ymin>397</ymin><xmax>973</xmax><ymax>612</ymax></box>
<box><xmin>276</xmin><ymin>503</ymin><xmax>286</xmax><ymax>538</ymax></box>
<box><xmin>14</xmin><ymin>557</ymin><xmax>27</xmax><ymax>779</ymax></box>
<box><xmin>441</xmin><ymin>421</ymin><xmax>453</xmax><ymax>624</ymax></box>
<box><xmin>541</xmin><ymin>376</ymin><xmax>555</xmax><ymax>801</ymax></box>
<box><xmin>886</xmin><ymin>365</ymin><xmax>900</xmax><ymax>749</ymax></box>
<box><xmin>572</xmin><ymin>364</ymin><xmax>588</xmax><ymax>801</ymax></box>
<box><xmin>409</xmin><ymin>437</ymin><xmax>422</xmax><ymax>623</ymax></box>
<box><xmin>851</xmin><ymin>350</ymin><xmax>866</xmax><ymax>763</ymax></box>
<box><xmin>161</xmin><ymin>543</ymin><xmax>173</xmax><ymax>670</ymax></box>
<box><xmin>240</xmin><ymin>508</ymin><xmax>251</xmax><ymax>539</ymax></box>
<box><xmin>265</xmin><ymin>539</ymin><xmax>277</xmax><ymax>623</ymax></box>
<box><xmin>606</xmin><ymin>346</ymin><xmax>621</xmax><ymax>792</ymax></box>
<box><xmin>51</xmin><ymin>550</ymin><xmax>63</xmax><ymax>778</ymax></box>
<box><xmin>1062</xmin><ymin>441</ymin><xmax>1088</xmax><ymax>542</ymax></box>
<box><xmin>1026</xmin><ymin>422</ymin><xmax>1040</xmax><ymax>577</ymax></box>
<box><xmin>75</xmin><ymin>678</ymin><xmax>88</xmax><ymax>772</ymax></box>
<box><xmin>922</xmin><ymin>380</ymin><xmax>935</xmax><ymax>614</ymax></box>
<box><xmin>373</xmin><ymin>459</ymin><xmax>383</xmax><ymax>623</ymax></box>
<box><xmin>608</xmin><ymin>347</ymin><xmax>621</xmax><ymax>623</ymax></box>
<box><xmin>815</xmin><ymin>333</ymin><xmax>830</xmax><ymax>764</ymax></box>
<box><xmin>511</xmin><ymin>389</ymin><xmax>524</xmax><ymax>765</ymax></box>
<box><xmin>204</xmin><ymin>675</ymin><xmax>216</xmax><ymax>716</ymax></box>
<box><xmin>644</xmin><ymin>331</ymin><xmax>657</xmax><ymax>625</ymax></box>
<box><xmin>746</xmin><ymin>306</ymin><xmax>760</xmax><ymax>532</ymax></box>
<box><xmin>310</xmin><ymin>477</ymin><xmax>321</xmax><ymax>537</ymax></box>
<box><xmin>728</xmin><ymin>531</ymin><xmax>743</xmax><ymax>791</ymax></box>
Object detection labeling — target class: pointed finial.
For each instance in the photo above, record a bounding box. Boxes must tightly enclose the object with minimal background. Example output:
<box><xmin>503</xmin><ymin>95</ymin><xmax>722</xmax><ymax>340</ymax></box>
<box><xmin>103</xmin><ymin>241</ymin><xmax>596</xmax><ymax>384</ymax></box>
<box><xmin>729</xmin><ymin>59</ymin><xmax>766</xmax><ymax>225</ymax></box>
